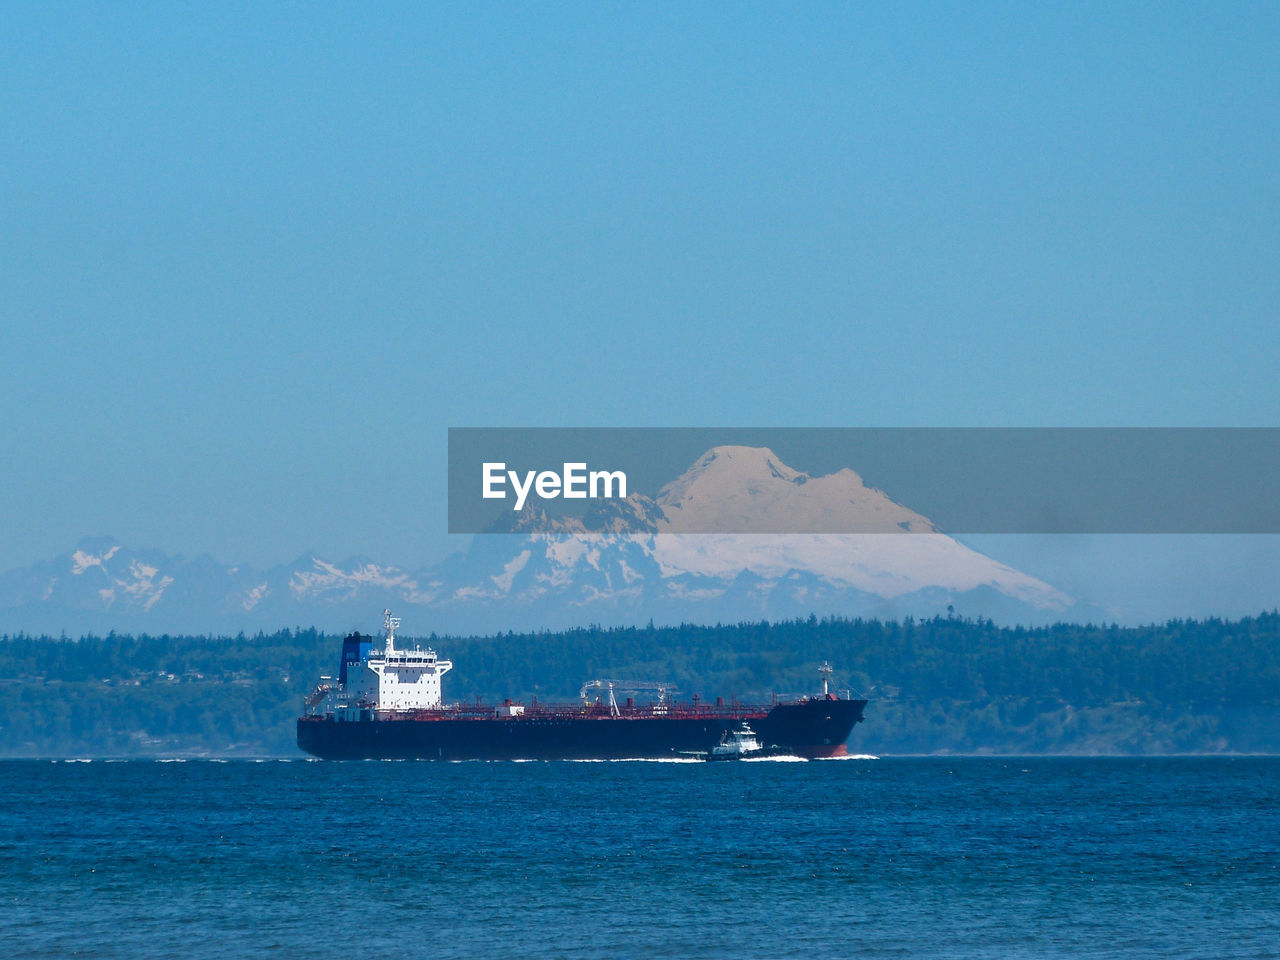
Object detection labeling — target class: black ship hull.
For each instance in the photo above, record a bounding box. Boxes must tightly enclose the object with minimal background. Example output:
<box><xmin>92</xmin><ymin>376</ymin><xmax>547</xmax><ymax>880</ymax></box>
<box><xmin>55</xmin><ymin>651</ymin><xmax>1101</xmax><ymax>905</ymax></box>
<box><xmin>297</xmin><ymin>697</ymin><xmax>866</xmax><ymax>761</ymax></box>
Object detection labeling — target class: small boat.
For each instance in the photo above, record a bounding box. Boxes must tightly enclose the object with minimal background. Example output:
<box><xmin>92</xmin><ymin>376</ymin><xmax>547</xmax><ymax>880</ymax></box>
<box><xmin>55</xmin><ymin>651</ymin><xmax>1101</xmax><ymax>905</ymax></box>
<box><xmin>705</xmin><ymin>722</ymin><xmax>763</xmax><ymax>761</ymax></box>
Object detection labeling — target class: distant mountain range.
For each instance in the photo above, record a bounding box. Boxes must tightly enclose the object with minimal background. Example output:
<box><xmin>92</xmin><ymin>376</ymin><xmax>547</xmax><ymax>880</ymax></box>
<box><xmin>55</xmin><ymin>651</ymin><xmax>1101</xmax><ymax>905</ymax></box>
<box><xmin>1</xmin><ymin>446</ymin><xmax>1079</xmax><ymax>635</ymax></box>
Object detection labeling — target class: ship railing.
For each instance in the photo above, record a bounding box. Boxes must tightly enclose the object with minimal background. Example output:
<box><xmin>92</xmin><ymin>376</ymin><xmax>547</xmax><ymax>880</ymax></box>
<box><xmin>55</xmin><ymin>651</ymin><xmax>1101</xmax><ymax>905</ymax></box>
<box><xmin>366</xmin><ymin>700</ymin><xmax>781</xmax><ymax>721</ymax></box>
<box><xmin>376</xmin><ymin>704</ymin><xmax>498</xmax><ymax>721</ymax></box>
<box><xmin>495</xmin><ymin>701</ymin><xmax>777</xmax><ymax>719</ymax></box>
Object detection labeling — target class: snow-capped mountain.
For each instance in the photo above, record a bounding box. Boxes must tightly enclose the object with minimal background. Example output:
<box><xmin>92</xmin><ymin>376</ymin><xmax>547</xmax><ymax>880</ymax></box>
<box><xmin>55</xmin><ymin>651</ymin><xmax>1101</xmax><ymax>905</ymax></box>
<box><xmin>424</xmin><ymin>446</ymin><xmax>1071</xmax><ymax>630</ymax></box>
<box><xmin>0</xmin><ymin>447</ymin><xmax>1077</xmax><ymax>635</ymax></box>
<box><xmin>0</xmin><ymin>539</ymin><xmax>432</xmax><ymax>636</ymax></box>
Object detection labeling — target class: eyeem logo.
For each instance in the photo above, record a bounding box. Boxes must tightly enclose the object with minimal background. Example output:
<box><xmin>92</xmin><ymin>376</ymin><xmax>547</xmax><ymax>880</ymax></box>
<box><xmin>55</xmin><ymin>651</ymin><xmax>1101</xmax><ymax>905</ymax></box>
<box><xmin>482</xmin><ymin>462</ymin><xmax>628</xmax><ymax>511</ymax></box>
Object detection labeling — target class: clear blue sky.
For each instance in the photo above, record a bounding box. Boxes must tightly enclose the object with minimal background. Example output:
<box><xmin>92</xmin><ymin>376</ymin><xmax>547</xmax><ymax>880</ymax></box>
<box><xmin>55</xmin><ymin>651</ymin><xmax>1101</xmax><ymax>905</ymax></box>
<box><xmin>2</xmin><ymin>2</ymin><xmax>1277</xmax><ymax>575</ymax></box>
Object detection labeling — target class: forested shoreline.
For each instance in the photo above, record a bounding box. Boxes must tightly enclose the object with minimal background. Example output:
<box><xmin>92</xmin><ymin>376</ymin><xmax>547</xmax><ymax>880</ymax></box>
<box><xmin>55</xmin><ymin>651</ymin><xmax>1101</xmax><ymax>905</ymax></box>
<box><xmin>2</xmin><ymin>612</ymin><xmax>1277</xmax><ymax>756</ymax></box>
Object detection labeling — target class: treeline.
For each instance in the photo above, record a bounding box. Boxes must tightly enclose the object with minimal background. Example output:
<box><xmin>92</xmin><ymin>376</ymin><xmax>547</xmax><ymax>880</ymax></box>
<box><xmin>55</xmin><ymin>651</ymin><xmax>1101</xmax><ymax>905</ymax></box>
<box><xmin>2</xmin><ymin>612</ymin><xmax>1278</xmax><ymax>756</ymax></box>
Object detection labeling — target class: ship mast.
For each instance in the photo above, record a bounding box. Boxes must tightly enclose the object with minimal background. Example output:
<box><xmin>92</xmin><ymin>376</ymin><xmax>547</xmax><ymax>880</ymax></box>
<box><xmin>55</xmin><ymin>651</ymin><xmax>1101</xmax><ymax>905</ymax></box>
<box><xmin>383</xmin><ymin>608</ymin><xmax>400</xmax><ymax>655</ymax></box>
<box><xmin>819</xmin><ymin>661</ymin><xmax>833</xmax><ymax>696</ymax></box>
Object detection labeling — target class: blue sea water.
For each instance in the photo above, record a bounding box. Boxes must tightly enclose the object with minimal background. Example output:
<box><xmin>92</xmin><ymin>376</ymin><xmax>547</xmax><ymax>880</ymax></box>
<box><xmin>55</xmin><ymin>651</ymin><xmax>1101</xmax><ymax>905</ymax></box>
<box><xmin>1</xmin><ymin>757</ymin><xmax>1277</xmax><ymax>959</ymax></box>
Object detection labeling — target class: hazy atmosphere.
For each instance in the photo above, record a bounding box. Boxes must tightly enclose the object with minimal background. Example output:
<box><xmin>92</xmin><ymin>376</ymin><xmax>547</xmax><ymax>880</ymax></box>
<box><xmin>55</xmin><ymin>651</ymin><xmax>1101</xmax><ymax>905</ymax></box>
<box><xmin>3</xmin><ymin>3</ymin><xmax>1278</xmax><ymax>625</ymax></box>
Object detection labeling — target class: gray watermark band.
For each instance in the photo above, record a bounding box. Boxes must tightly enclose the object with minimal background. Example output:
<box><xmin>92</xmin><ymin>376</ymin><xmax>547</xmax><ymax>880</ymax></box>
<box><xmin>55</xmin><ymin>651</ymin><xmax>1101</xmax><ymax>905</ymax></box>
<box><xmin>448</xmin><ymin>428</ymin><xmax>1280</xmax><ymax>534</ymax></box>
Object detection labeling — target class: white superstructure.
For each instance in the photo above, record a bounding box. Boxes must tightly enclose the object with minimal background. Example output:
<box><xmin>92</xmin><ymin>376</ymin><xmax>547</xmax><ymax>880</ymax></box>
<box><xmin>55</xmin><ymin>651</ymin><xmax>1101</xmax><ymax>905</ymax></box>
<box><xmin>707</xmin><ymin>722</ymin><xmax>762</xmax><ymax>759</ymax></box>
<box><xmin>305</xmin><ymin>610</ymin><xmax>452</xmax><ymax>717</ymax></box>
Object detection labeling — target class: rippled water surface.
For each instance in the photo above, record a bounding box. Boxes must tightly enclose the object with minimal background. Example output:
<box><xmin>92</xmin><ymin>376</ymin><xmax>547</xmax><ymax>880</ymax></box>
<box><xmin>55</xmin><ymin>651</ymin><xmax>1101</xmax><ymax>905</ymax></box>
<box><xmin>1</xmin><ymin>757</ymin><xmax>1277</xmax><ymax>958</ymax></box>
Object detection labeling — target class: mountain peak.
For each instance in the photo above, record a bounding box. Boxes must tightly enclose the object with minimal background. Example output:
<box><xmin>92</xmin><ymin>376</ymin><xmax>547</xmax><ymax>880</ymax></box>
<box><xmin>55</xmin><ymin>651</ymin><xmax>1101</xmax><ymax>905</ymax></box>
<box><xmin>656</xmin><ymin>446</ymin><xmax>936</xmax><ymax>534</ymax></box>
<box><xmin>684</xmin><ymin>445</ymin><xmax>803</xmax><ymax>482</ymax></box>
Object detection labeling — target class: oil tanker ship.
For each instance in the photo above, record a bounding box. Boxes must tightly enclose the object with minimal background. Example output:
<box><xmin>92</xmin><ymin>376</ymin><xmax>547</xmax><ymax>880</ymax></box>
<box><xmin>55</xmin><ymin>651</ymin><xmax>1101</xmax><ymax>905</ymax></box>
<box><xmin>296</xmin><ymin>612</ymin><xmax>867</xmax><ymax>761</ymax></box>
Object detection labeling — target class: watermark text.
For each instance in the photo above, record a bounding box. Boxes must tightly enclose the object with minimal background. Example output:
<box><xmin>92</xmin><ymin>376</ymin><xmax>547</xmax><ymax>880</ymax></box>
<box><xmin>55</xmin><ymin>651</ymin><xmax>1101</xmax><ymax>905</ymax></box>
<box><xmin>482</xmin><ymin>462</ymin><xmax>628</xmax><ymax>511</ymax></box>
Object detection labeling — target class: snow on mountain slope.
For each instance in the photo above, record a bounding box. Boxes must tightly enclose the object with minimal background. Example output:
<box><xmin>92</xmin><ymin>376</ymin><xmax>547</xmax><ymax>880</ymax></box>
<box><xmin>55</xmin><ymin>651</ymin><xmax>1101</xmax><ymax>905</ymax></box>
<box><xmin>647</xmin><ymin>534</ymin><xmax>1068</xmax><ymax>608</ymax></box>
<box><xmin>287</xmin><ymin>556</ymin><xmax>435</xmax><ymax>605</ymax></box>
<box><xmin>28</xmin><ymin>540</ymin><xmax>178</xmax><ymax>615</ymax></box>
<box><xmin>0</xmin><ymin>541</ymin><xmax>437</xmax><ymax>635</ymax></box>
<box><xmin>656</xmin><ymin>445</ymin><xmax>936</xmax><ymax>533</ymax></box>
